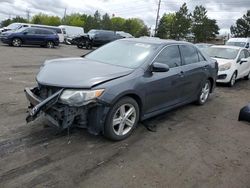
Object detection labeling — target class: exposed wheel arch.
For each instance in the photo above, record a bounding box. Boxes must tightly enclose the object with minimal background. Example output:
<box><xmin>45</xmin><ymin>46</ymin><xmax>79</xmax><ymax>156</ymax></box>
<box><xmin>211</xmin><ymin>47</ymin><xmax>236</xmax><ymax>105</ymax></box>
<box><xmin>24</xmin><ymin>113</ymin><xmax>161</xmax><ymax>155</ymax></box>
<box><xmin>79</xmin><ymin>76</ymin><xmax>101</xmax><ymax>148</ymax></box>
<box><xmin>207</xmin><ymin>77</ymin><xmax>214</xmax><ymax>93</ymax></box>
<box><xmin>111</xmin><ymin>93</ymin><xmax>143</xmax><ymax>119</ymax></box>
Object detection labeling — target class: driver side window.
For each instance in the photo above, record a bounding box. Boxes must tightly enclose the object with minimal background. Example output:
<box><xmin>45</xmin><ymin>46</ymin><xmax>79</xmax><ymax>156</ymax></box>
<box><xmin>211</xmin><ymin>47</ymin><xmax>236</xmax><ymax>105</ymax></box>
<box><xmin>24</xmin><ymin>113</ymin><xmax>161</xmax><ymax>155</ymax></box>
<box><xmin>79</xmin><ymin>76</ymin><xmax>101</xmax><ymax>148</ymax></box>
<box><xmin>238</xmin><ymin>50</ymin><xmax>245</xmax><ymax>62</ymax></box>
<box><xmin>154</xmin><ymin>45</ymin><xmax>181</xmax><ymax>68</ymax></box>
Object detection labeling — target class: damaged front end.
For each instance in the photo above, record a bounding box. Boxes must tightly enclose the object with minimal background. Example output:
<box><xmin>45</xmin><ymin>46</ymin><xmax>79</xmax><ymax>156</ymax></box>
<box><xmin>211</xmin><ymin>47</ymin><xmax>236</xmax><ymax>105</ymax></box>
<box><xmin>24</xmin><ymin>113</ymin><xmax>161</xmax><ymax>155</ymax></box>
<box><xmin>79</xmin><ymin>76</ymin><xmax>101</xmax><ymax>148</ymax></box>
<box><xmin>24</xmin><ymin>85</ymin><xmax>109</xmax><ymax>135</ymax></box>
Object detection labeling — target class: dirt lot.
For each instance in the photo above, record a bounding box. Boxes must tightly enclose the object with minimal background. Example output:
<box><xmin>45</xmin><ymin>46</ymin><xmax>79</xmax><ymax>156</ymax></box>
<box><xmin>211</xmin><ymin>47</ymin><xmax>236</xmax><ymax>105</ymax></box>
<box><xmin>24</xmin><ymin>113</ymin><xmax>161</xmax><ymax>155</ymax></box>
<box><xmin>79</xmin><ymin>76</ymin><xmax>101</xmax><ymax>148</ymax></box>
<box><xmin>0</xmin><ymin>43</ymin><xmax>250</xmax><ymax>188</ymax></box>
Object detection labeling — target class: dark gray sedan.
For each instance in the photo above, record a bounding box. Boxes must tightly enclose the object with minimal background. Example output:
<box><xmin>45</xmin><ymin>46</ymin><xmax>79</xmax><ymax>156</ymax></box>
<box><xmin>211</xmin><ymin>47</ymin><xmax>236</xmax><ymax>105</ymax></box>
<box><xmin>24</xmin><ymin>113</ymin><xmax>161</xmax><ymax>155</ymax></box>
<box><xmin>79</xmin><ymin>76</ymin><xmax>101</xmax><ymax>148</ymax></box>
<box><xmin>25</xmin><ymin>38</ymin><xmax>218</xmax><ymax>141</ymax></box>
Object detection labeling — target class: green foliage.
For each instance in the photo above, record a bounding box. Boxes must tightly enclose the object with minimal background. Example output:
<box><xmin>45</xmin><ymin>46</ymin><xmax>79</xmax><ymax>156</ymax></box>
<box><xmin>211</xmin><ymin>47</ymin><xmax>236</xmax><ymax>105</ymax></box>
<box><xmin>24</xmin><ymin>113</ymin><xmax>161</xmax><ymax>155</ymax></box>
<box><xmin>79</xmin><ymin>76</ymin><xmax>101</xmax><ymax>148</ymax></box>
<box><xmin>102</xmin><ymin>13</ymin><xmax>112</xmax><ymax>30</ymax></box>
<box><xmin>157</xmin><ymin>4</ymin><xmax>219</xmax><ymax>42</ymax></box>
<box><xmin>191</xmin><ymin>5</ymin><xmax>219</xmax><ymax>42</ymax></box>
<box><xmin>111</xmin><ymin>17</ymin><xmax>126</xmax><ymax>31</ymax></box>
<box><xmin>1</xmin><ymin>16</ymin><xmax>28</xmax><ymax>27</ymax></box>
<box><xmin>63</xmin><ymin>13</ymin><xmax>84</xmax><ymax>27</ymax></box>
<box><xmin>156</xmin><ymin>13</ymin><xmax>177</xmax><ymax>39</ymax></box>
<box><xmin>230</xmin><ymin>10</ymin><xmax>250</xmax><ymax>37</ymax></box>
<box><xmin>123</xmin><ymin>18</ymin><xmax>149</xmax><ymax>37</ymax></box>
<box><xmin>0</xmin><ymin>11</ymin><xmax>149</xmax><ymax>37</ymax></box>
<box><xmin>31</xmin><ymin>13</ymin><xmax>61</xmax><ymax>26</ymax></box>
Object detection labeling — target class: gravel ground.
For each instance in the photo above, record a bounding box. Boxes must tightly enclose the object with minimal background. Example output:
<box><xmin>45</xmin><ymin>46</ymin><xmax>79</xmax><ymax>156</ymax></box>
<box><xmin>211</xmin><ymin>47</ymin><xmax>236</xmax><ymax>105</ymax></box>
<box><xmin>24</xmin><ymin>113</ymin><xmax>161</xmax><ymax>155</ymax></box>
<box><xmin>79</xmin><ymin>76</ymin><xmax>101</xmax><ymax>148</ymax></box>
<box><xmin>0</xmin><ymin>43</ymin><xmax>250</xmax><ymax>188</ymax></box>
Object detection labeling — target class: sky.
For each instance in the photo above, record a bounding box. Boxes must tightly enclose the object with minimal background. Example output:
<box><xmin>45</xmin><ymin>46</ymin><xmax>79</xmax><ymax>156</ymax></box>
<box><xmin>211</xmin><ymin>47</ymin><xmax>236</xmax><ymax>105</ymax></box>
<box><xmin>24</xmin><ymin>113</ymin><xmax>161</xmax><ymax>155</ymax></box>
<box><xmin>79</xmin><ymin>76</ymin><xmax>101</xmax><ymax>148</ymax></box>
<box><xmin>0</xmin><ymin>0</ymin><xmax>249</xmax><ymax>35</ymax></box>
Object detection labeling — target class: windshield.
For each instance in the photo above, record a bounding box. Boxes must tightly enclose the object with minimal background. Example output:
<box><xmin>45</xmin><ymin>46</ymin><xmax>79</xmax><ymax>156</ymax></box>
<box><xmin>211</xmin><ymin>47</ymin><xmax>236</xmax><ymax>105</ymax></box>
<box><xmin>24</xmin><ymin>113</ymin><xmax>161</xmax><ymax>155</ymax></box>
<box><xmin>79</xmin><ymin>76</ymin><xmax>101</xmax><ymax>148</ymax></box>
<box><xmin>206</xmin><ymin>47</ymin><xmax>239</xmax><ymax>59</ymax></box>
<box><xmin>85</xmin><ymin>40</ymin><xmax>158</xmax><ymax>68</ymax></box>
<box><xmin>6</xmin><ymin>23</ymin><xmax>22</xmax><ymax>30</ymax></box>
<box><xmin>226</xmin><ymin>41</ymin><xmax>246</xmax><ymax>47</ymax></box>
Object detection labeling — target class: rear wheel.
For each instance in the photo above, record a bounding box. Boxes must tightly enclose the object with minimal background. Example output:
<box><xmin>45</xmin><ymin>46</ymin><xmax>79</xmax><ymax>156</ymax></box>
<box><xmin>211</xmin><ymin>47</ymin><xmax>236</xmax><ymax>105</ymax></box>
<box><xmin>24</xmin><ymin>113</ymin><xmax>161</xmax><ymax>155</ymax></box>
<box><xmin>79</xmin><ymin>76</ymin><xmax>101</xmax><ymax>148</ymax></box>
<box><xmin>46</xmin><ymin>41</ymin><xmax>55</xmax><ymax>48</ymax></box>
<box><xmin>12</xmin><ymin>38</ymin><xmax>22</xmax><ymax>47</ymax></box>
<box><xmin>197</xmin><ymin>80</ymin><xmax>211</xmax><ymax>105</ymax></box>
<box><xmin>104</xmin><ymin>97</ymin><xmax>139</xmax><ymax>141</ymax></box>
<box><xmin>244</xmin><ymin>71</ymin><xmax>250</xmax><ymax>80</ymax></box>
<box><xmin>229</xmin><ymin>72</ymin><xmax>237</xmax><ymax>87</ymax></box>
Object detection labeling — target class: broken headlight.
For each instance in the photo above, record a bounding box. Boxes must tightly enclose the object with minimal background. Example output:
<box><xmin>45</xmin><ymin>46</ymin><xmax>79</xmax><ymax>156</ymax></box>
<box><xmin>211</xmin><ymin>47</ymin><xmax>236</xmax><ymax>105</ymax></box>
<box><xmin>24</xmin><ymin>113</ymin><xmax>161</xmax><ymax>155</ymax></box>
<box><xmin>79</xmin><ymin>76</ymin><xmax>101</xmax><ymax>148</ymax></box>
<box><xmin>59</xmin><ymin>89</ymin><xmax>104</xmax><ymax>106</ymax></box>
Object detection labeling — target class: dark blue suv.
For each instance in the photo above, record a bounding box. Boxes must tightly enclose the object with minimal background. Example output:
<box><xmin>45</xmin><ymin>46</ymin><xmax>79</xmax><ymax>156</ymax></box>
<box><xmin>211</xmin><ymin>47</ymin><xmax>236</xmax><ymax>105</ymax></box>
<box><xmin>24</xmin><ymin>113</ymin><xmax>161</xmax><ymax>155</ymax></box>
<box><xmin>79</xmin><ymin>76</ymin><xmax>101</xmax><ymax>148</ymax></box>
<box><xmin>1</xmin><ymin>27</ymin><xmax>59</xmax><ymax>48</ymax></box>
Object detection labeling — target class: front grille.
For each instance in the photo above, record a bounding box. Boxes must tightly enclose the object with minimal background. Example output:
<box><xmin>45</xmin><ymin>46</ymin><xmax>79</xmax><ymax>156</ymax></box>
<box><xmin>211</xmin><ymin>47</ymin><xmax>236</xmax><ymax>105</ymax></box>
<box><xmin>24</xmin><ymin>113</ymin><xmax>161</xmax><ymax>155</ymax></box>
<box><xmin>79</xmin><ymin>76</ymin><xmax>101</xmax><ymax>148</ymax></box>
<box><xmin>38</xmin><ymin>84</ymin><xmax>62</xmax><ymax>99</ymax></box>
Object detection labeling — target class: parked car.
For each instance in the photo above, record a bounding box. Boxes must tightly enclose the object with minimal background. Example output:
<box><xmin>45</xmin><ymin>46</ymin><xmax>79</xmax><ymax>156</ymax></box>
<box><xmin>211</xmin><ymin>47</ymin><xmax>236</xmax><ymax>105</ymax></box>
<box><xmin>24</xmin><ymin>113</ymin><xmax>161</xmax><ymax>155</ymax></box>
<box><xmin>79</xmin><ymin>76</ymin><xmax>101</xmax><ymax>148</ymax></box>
<box><xmin>116</xmin><ymin>31</ymin><xmax>134</xmax><ymax>38</ymax></box>
<box><xmin>1</xmin><ymin>27</ymin><xmax>59</xmax><ymax>48</ymax></box>
<box><xmin>0</xmin><ymin>23</ymin><xmax>64</xmax><ymax>42</ymax></box>
<box><xmin>24</xmin><ymin>38</ymin><xmax>218</xmax><ymax>141</ymax></box>
<box><xmin>206</xmin><ymin>45</ymin><xmax>250</xmax><ymax>86</ymax></box>
<box><xmin>195</xmin><ymin>43</ymin><xmax>213</xmax><ymax>51</ymax></box>
<box><xmin>73</xmin><ymin>34</ymin><xmax>93</xmax><ymax>49</ymax></box>
<box><xmin>88</xmin><ymin>29</ymin><xmax>123</xmax><ymax>47</ymax></box>
<box><xmin>226</xmin><ymin>38</ymin><xmax>250</xmax><ymax>50</ymax></box>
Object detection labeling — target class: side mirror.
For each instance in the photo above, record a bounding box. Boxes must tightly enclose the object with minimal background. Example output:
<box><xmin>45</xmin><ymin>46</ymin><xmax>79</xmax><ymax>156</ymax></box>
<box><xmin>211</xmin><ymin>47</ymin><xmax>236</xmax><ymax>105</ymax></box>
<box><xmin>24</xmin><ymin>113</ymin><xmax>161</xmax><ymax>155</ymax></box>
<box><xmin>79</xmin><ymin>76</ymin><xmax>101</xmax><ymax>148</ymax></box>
<box><xmin>246</xmin><ymin>43</ymin><xmax>249</xmax><ymax>49</ymax></box>
<box><xmin>240</xmin><ymin>58</ymin><xmax>248</xmax><ymax>64</ymax></box>
<box><xmin>151</xmin><ymin>62</ymin><xmax>169</xmax><ymax>72</ymax></box>
<box><xmin>23</xmin><ymin>32</ymin><xmax>28</xmax><ymax>35</ymax></box>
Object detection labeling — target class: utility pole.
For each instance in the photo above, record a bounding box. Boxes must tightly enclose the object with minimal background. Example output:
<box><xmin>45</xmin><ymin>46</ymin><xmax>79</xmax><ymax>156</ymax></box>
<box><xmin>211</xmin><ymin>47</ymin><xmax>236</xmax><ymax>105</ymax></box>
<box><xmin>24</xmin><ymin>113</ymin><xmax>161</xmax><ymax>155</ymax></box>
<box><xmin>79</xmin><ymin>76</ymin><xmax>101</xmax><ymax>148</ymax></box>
<box><xmin>154</xmin><ymin>0</ymin><xmax>161</xmax><ymax>36</ymax></box>
<box><xmin>26</xmin><ymin>10</ymin><xmax>30</xmax><ymax>22</ymax></box>
<box><xmin>63</xmin><ymin>8</ymin><xmax>67</xmax><ymax>24</ymax></box>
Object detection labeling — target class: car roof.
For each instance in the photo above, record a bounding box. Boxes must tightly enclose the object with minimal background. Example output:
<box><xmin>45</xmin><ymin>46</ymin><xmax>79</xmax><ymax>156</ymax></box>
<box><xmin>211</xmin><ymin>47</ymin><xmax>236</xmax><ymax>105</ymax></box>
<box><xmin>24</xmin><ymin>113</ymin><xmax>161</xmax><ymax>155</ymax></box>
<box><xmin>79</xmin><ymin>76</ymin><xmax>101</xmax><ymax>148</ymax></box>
<box><xmin>211</xmin><ymin>45</ymin><xmax>243</xmax><ymax>50</ymax></box>
<box><xmin>227</xmin><ymin>38</ymin><xmax>250</xmax><ymax>42</ymax></box>
<box><xmin>121</xmin><ymin>38</ymin><xmax>190</xmax><ymax>45</ymax></box>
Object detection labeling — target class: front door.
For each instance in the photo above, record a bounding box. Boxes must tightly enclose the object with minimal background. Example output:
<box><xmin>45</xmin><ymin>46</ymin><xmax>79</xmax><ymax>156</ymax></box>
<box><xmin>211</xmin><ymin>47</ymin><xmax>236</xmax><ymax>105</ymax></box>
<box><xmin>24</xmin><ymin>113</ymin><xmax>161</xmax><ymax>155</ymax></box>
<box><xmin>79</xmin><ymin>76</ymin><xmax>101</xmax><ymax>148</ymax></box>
<box><xmin>144</xmin><ymin>45</ymin><xmax>184</xmax><ymax>114</ymax></box>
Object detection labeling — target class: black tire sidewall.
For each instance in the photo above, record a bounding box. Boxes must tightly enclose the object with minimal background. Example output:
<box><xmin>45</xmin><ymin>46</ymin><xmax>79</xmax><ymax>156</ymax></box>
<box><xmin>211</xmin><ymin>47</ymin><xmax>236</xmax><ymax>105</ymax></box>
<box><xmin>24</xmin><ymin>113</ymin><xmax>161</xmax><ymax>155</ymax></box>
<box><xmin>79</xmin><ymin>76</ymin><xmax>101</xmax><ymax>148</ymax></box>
<box><xmin>104</xmin><ymin>97</ymin><xmax>139</xmax><ymax>141</ymax></box>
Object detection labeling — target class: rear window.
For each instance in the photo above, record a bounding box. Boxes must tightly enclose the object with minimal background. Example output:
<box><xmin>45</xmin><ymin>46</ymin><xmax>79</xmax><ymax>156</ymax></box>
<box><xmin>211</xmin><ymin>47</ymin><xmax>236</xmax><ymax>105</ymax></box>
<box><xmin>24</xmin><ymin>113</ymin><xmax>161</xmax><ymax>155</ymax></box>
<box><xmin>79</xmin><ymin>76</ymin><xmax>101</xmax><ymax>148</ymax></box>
<box><xmin>180</xmin><ymin>45</ymin><xmax>199</xmax><ymax>65</ymax></box>
<box><xmin>226</xmin><ymin>41</ymin><xmax>246</xmax><ymax>47</ymax></box>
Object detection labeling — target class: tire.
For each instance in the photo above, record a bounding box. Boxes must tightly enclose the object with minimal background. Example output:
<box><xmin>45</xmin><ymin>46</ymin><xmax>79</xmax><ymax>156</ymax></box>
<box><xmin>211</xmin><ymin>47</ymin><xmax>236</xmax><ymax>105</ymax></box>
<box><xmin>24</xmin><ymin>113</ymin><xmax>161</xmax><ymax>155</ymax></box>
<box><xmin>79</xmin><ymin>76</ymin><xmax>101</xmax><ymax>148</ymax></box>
<box><xmin>104</xmin><ymin>97</ymin><xmax>139</xmax><ymax>141</ymax></box>
<box><xmin>229</xmin><ymin>72</ymin><xmax>237</xmax><ymax>87</ymax></box>
<box><xmin>46</xmin><ymin>41</ymin><xmax>55</xmax><ymax>48</ymax></box>
<box><xmin>244</xmin><ymin>71</ymin><xmax>250</xmax><ymax>80</ymax></box>
<box><xmin>12</xmin><ymin>38</ymin><xmax>22</xmax><ymax>47</ymax></box>
<box><xmin>196</xmin><ymin>80</ymin><xmax>211</xmax><ymax>105</ymax></box>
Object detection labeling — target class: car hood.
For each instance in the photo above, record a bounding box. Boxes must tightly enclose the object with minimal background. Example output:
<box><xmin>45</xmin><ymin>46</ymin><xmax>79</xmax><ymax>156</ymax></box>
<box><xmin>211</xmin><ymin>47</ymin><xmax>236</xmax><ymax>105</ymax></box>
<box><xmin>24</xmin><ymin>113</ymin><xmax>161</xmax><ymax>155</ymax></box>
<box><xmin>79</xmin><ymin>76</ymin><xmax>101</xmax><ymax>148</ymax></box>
<box><xmin>36</xmin><ymin>57</ymin><xmax>133</xmax><ymax>88</ymax></box>
<box><xmin>213</xmin><ymin>58</ymin><xmax>234</xmax><ymax>66</ymax></box>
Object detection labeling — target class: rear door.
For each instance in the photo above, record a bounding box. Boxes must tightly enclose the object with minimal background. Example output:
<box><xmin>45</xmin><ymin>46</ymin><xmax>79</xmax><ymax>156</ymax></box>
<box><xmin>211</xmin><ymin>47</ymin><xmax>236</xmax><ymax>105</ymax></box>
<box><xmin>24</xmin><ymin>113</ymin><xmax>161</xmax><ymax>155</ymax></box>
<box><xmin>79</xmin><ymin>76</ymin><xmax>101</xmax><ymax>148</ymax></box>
<box><xmin>179</xmin><ymin>45</ymin><xmax>209</xmax><ymax>101</ymax></box>
<box><xmin>144</xmin><ymin>45</ymin><xmax>184</xmax><ymax>113</ymax></box>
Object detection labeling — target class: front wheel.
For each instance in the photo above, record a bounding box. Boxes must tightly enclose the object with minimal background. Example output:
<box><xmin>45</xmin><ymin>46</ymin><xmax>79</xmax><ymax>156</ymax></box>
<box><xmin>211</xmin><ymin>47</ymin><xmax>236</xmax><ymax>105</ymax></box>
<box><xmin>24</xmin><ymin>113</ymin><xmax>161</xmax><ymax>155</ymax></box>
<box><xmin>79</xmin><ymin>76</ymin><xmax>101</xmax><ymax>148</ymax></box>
<box><xmin>244</xmin><ymin>71</ymin><xmax>250</xmax><ymax>80</ymax></box>
<box><xmin>12</xmin><ymin>38</ymin><xmax>22</xmax><ymax>47</ymax></box>
<box><xmin>104</xmin><ymin>97</ymin><xmax>139</xmax><ymax>141</ymax></box>
<box><xmin>229</xmin><ymin>72</ymin><xmax>237</xmax><ymax>87</ymax></box>
<box><xmin>197</xmin><ymin>80</ymin><xmax>211</xmax><ymax>105</ymax></box>
<box><xmin>46</xmin><ymin>41</ymin><xmax>55</xmax><ymax>48</ymax></box>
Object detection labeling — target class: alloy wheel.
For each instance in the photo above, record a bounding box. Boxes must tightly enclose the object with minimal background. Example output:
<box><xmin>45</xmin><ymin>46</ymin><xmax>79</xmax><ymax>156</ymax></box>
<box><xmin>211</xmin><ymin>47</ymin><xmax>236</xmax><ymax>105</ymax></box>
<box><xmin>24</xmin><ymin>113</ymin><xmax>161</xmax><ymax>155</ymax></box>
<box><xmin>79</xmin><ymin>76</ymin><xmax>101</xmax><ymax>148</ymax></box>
<box><xmin>230</xmin><ymin>73</ymin><xmax>237</xmax><ymax>86</ymax></box>
<box><xmin>47</xmin><ymin>41</ymin><xmax>54</xmax><ymax>48</ymax></box>
<box><xmin>12</xmin><ymin>38</ymin><xmax>21</xmax><ymax>47</ymax></box>
<box><xmin>112</xmin><ymin>104</ymin><xmax>136</xmax><ymax>136</ymax></box>
<box><xmin>200</xmin><ymin>82</ymin><xmax>210</xmax><ymax>103</ymax></box>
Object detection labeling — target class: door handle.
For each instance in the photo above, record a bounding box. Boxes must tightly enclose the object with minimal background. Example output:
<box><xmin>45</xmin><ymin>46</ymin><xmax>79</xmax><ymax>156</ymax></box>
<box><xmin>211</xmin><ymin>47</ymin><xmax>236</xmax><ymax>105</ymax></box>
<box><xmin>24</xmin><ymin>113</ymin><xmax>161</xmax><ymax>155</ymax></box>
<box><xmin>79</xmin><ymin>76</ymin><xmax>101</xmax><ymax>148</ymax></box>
<box><xmin>203</xmin><ymin>65</ymin><xmax>209</xmax><ymax>69</ymax></box>
<box><xmin>178</xmin><ymin>71</ymin><xmax>184</xmax><ymax>77</ymax></box>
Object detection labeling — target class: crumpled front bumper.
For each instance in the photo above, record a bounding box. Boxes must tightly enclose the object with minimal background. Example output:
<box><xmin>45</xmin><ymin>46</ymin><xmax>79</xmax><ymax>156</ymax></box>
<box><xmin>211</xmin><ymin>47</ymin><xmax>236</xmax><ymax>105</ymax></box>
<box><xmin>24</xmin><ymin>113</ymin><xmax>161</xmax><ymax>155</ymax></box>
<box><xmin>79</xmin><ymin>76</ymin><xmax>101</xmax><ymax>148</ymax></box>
<box><xmin>24</xmin><ymin>87</ymin><xmax>110</xmax><ymax>135</ymax></box>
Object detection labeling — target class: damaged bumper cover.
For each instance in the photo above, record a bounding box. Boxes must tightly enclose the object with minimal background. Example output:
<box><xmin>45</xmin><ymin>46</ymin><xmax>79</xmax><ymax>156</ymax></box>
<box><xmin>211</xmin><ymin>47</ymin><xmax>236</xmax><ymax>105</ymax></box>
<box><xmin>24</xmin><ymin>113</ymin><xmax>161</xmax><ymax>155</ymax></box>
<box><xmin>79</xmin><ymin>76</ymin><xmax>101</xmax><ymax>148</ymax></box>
<box><xmin>24</xmin><ymin>87</ymin><xmax>110</xmax><ymax>135</ymax></box>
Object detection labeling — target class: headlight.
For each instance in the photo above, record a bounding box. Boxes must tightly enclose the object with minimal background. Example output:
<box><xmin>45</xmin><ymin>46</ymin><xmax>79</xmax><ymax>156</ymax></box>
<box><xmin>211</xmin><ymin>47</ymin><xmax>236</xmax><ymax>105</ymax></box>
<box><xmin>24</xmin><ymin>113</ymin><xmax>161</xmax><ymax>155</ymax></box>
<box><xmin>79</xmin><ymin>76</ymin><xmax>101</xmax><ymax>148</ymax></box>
<box><xmin>219</xmin><ymin>62</ymin><xmax>231</xmax><ymax>71</ymax></box>
<box><xmin>60</xmin><ymin>89</ymin><xmax>104</xmax><ymax>106</ymax></box>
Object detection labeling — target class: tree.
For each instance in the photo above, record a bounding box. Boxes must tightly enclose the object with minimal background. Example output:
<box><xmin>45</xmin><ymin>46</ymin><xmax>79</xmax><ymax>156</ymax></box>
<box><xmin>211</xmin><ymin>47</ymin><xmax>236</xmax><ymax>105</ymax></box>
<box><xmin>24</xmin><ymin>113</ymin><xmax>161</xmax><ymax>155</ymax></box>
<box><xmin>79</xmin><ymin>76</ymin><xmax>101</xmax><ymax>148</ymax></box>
<box><xmin>31</xmin><ymin>13</ymin><xmax>61</xmax><ymax>26</ymax></box>
<box><xmin>111</xmin><ymin>17</ymin><xmax>126</xmax><ymax>31</ymax></box>
<box><xmin>63</xmin><ymin>13</ymin><xmax>85</xmax><ymax>27</ymax></box>
<box><xmin>123</xmin><ymin>18</ymin><xmax>147</xmax><ymax>37</ymax></box>
<box><xmin>1</xmin><ymin>16</ymin><xmax>28</xmax><ymax>27</ymax></box>
<box><xmin>191</xmin><ymin>5</ymin><xmax>219</xmax><ymax>42</ymax></box>
<box><xmin>101</xmin><ymin>13</ymin><xmax>112</xmax><ymax>30</ymax></box>
<box><xmin>175</xmin><ymin>3</ymin><xmax>192</xmax><ymax>40</ymax></box>
<box><xmin>156</xmin><ymin>13</ymin><xmax>177</xmax><ymax>39</ymax></box>
<box><xmin>230</xmin><ymin>10</ymin><xmax>250</xmax><ymax>37</ymax></box>
<box><xmin>93</xmin><ymin>10</ymin><xmax>101</xmax><ymax>29</ymax></box>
